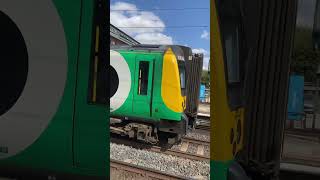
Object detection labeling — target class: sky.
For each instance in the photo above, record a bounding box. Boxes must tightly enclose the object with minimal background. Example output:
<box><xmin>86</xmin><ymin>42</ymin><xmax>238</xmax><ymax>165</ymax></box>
<box><xmin>296</xmin><ymin>0</ymin><xmax>318</xmax><ymax>28</ymax></box>
<box><xmin>110</xmin><ymin>0</ymin><xmax>210</xmax><ymax>70</ymax></box>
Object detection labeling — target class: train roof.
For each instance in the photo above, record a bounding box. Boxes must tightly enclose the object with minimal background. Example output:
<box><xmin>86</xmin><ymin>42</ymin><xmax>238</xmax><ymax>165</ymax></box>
<box><xmin>110</xmin><ymin>44</ymin><xmax>194</xmax><ymax>61</ymax></box>
<box><xmin>110</xmin><ymin>44</ymin><xmax>191</xmax><ymax>53</ymax></box>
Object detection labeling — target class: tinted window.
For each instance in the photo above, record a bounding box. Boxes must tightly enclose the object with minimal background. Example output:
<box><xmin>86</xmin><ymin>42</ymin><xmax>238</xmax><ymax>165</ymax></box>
<box><xmin>179</xmin><ymin>64</ymin><xmax>186</xmax><ymax>89</ymax></box>
<box><xmin>138</xmin><ymin>61</ymin><xmax>149</xmax><ymax>95</ymax></box>
<box><xmin>225</xmin><ymin>25</ymin><xmax>240</xmax><ymax>83</ymax></box>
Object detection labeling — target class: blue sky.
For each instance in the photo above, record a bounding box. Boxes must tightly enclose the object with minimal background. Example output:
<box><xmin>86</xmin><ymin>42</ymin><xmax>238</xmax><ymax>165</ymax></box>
<box><xmin>110</xmin><ymin>0</ymin><xmax>210</xmax><ymax>69</ymax></box>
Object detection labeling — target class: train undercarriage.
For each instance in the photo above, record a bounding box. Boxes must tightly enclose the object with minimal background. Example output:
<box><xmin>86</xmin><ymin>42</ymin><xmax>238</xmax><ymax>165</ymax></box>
<box><xmin>110</xmin><ymin>116</ymin><xmax>195</xmax><ymax>145</ymax></box>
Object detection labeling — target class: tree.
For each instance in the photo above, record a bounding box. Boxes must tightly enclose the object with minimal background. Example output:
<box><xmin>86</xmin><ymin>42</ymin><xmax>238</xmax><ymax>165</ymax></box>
<box><xmin>291</xmin><ymin>27</ymin><xmax>320</xmax><ymax>82</ymax></box>
<box><xmin>291</xmin><ymin>48</ymin><xmax>320</xmax><ymax>82</ymax></box>
<box><xmin>201</xmin><ymin>70</ymin><xmax>210</xmax><ymax>87</ymax></box>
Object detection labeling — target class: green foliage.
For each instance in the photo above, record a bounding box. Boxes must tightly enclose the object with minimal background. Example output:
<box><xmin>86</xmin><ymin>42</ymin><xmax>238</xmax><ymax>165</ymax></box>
<box><xmin>291</xmin><ymin>48</ymin><xmax>320</xmax><ymax>82</ymax></box>
<box><xmin>291</xmin><ymin>27</ymin><xmax>320</xmax><ymax>82</ymax></box>
<box><xmin>294</xmin><ymin>27</ymin><xmax>313</xmax><ymax>50</ymax></box>
<box><xmin>201</xmin><ymin>70</ymin><xmax>210</xmax><ymax>87</ymax></box>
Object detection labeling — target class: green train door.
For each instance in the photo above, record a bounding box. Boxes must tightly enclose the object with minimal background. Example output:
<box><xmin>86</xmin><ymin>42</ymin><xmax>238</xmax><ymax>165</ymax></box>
<box><xmin>73</xmin><ymin>0</ymin><xmax>107</xmax><ymax>174</ymax></box>
<box><xmin>133</xmin><ymin>55</ymin><xmax>154</xmax><ymax>116</ymax></box>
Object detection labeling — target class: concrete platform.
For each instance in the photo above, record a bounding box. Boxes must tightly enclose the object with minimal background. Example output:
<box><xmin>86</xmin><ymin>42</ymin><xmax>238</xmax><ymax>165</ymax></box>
<box><xmin>198</xmin><ymin>103</ymin><xmax>210</xmax><ymax>114</ymax></box>
<box><xmin>280</xmin><ymin>162</ymin><xmax>320</xmax><ymax>175</ymax></box>
<box><xmin>283</xmin><ymin>134</ymin><xmax>320</xmax><ymax>160</ymax></box>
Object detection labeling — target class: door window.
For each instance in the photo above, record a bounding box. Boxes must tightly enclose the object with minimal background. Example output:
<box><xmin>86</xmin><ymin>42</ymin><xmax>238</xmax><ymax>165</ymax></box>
<box><xmin>138</xmin><ymin>61</ymin><xmax>149</xmax><ymax>95</ymax></box>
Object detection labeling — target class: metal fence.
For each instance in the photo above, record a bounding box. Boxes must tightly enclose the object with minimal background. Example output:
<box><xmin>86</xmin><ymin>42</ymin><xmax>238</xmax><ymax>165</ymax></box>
<box><xmin>286</xmin><ymin>84</ymin><xmax>320</xmax><ymax>132</ymax></box>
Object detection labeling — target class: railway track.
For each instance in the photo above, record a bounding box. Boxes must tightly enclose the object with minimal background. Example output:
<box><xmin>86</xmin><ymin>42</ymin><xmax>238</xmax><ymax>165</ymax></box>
<box><xmin>282</xmin><ymin>153</ymin><xmax>320</xmax><ymax>167</ymax></box>
<box><xmin>110</xmin><ymin>159</ymin><xmax>186</xmax><ymax>180</ymax></box>
<box><xmin>172</xmin><ymin>136</ymin><xmax>210</xmax><ymax>161</ymax></box>
<box><xmin>285</xmin><ymin>129</ymin><xmax>320</xmax><ymax>139</ymax></box>
<box><xmin>196</xmin><ymin>113</ymin><xmax>210</xmax><ymax>131</ymax></box>
<box><xmin>110</xmin><ymin>136</ymin><xmax>210</xmax><ymax>162</ymax></box>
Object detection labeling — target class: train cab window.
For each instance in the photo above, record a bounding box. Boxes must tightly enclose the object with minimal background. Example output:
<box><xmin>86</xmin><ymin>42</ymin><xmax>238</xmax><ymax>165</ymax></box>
<box><xmin>225</xmin><ymin>26</ymin><xmax>240</xmax><ymax>83</ymax></box>
<box><xmin>138</xmin><ymin>61</ymin><xmax>149</xmax><ymax>95</ymax></box>
<box><xmin>178</xmin><ymin>63</ymin><xmax>186</xmax><ymax>96</ymax></box>
<box><xmin>217</xmin><ymin>0</ymin><xmax>244</xmax><ymax>109</ymax></box>
<box><xmin>222</xmin><ymin>21</ymin><xmax>243</xmax><ymax>109</ymax></box>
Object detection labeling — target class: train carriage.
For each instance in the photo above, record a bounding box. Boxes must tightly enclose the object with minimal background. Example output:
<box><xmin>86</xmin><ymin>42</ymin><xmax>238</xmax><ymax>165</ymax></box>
<box><xmin>0</xmin><ymin>0</ymin><xmax>107</xmax><ymax>178</ymax></box>
<box><xmin>110</xmin><ymin>45</ymin><xmax>194</xmax><ymax>144</ymax></box>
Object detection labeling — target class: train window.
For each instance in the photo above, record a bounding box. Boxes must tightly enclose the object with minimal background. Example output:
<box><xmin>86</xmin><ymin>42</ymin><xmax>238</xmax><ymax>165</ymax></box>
<box><xmin>178</xmin><ymin>63</ymin><xmax>186</xmax><ymax>95</ymax></box>
<box><xmin>291</xmin><ymin>0</ymin><xmax>320</xmax><ymax>82</ymax></box>
<box><xmin>225</xmin><ymin>25</ymin><xmax>240</xmax><ymax>83</ymax></box>
<box><xmin>217</xmin><ymin>0</ymin><xmax>244</xmax><ymax>109</ymax></box>
<box><xmin>138</xmin><ymin>61</ymin><xmax>149</xmax><ymax>95</ymax></box>
<box><xmin>314</xmin><ymin>1</ymin><xmax>320</xmax><ymax>49</ymax></box>
<box><xmin>87</xmin><ymin>0</ymin><xmax>107</xmax><ymax>105</ymax></box>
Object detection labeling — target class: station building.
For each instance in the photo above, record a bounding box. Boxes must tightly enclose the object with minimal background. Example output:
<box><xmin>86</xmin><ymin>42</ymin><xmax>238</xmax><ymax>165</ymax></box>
<box><xmin>110</xmin><ymin>24</ymin><xmax>140</xmax><ymax>46</ymax></box>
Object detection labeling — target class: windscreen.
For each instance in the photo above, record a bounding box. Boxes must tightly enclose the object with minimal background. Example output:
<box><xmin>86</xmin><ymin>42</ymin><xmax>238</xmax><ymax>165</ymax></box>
<box><xmin>170</xmin><ymin>45</ymin><xmax>189</xmax><ymax>96</ymax></box>
<box><xmin>178</xmin><ymin>62</ymin><xmax>186</xmax><ymax>91</ymax></box>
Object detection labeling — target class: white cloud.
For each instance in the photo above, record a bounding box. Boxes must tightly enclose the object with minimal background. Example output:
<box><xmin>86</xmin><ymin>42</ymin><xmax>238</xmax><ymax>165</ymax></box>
<box><xmin>200</xmin><ymin>30</ymin><xmax>209</xmax><ymax>40</ymax></box>
<box><xmin>203</xmin><ymin>57</ymin><xmax>210</xmax><ymax>70</ymax></box>
<box><xmin>110</xmin><ymin>2</ymin><xmax>137</xmax><ymax>11</ymax></box>
<box><xmin>192</xmin><ymin>48</ymin><xmax>208</xmax><ymax>55</ymax></box>
<box><xmin>193</xmin><ymin>48</ymin><xmax>210</xmax><ymax>70</ymax></box>
<box><xmin>110</xmin><ymin>2</ymin><xmax>173</xmax><ymax>44</ymax></box>
<box><xmin>134</xmin><ymin>33</ymin><xmax>173</xmax><ymax>44</ymax></box>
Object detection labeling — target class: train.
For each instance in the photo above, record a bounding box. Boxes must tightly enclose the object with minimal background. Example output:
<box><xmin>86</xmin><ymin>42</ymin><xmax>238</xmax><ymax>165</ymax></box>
<box><xmin>0</xmin><ymin>0</ymin><xmax>107</xmax><ymax>179</ymax></box>
<box><xmin>212</xmin><ymin>0</ymin><xmax>301</xmax><ymax>179</ymax></box>
<box><xmin>110</xmin><ymin>45</ymin><xmax>203</xmax><ymax>144</ymax></box>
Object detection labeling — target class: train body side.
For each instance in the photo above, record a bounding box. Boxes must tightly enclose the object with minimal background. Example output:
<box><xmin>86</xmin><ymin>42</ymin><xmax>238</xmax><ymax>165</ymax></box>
<box><xmin>110</xmin><ymin>49</ymin><xmax>184</xmax><ymax>122</ymax></box>
<box><xmin>0</xmin><ymin>0</ymin><xmax>107</xmax><ymax>178</ymax></box>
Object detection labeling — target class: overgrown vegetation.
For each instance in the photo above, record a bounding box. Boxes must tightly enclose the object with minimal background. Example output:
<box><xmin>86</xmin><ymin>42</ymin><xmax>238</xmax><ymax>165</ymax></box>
<box><xmin>291</xmin><ymin>27</ymin><xmax>320</xmax><ymax>82</ymax></box>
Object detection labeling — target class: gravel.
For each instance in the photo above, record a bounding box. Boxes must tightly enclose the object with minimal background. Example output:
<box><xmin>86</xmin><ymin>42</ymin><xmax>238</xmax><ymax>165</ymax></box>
<box><xmin>168</xmin><ymin>141</ymin><xmax>210</xmax><ymax>158</ymax></box>
<box><xmin>185</xmin><ymin>132</ymin><xmax>210</xmax><ymax>142</ymax></box>
<box><xmin>110</xmin><ymin>143</ymin><xmax>210</xmax><ymax>179</ymax></box>
<box><xmin>204</xmin><ymin>145</ymin><xmax>210</xmax><ymax>157</ymax></box>
<box><xmin>186</xmin><ymin>143</ymin><xmax>198</xmax><ymax>154</ymax></box>
<box><xmin>170</xmin><ymin>143</ymin><xmax>183</xmax><ymax>151</ymax></box>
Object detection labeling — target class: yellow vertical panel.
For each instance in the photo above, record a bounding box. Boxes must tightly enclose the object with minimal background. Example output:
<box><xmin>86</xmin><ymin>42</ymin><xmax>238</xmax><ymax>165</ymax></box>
<box><xmin>211</xmin><ymin>0</ymin><xmax>236</xmax><ymax>161</ymax></box>
<box><xmin>161</xmin><ymin>48</ymin><xmax>183</xmax><ymax>113</ymax></box>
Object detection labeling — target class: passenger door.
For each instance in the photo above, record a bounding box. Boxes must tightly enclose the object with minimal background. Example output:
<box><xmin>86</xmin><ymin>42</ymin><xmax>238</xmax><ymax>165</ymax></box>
<box><xmin>133</xmin><ymin>55</ymin><xmax>154</xmax><ymax>117</ymax></box>
<box><xmin>73</xmin><ymin>0</ymin><xmax>107</xmax><ymax>175</ymax></box>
